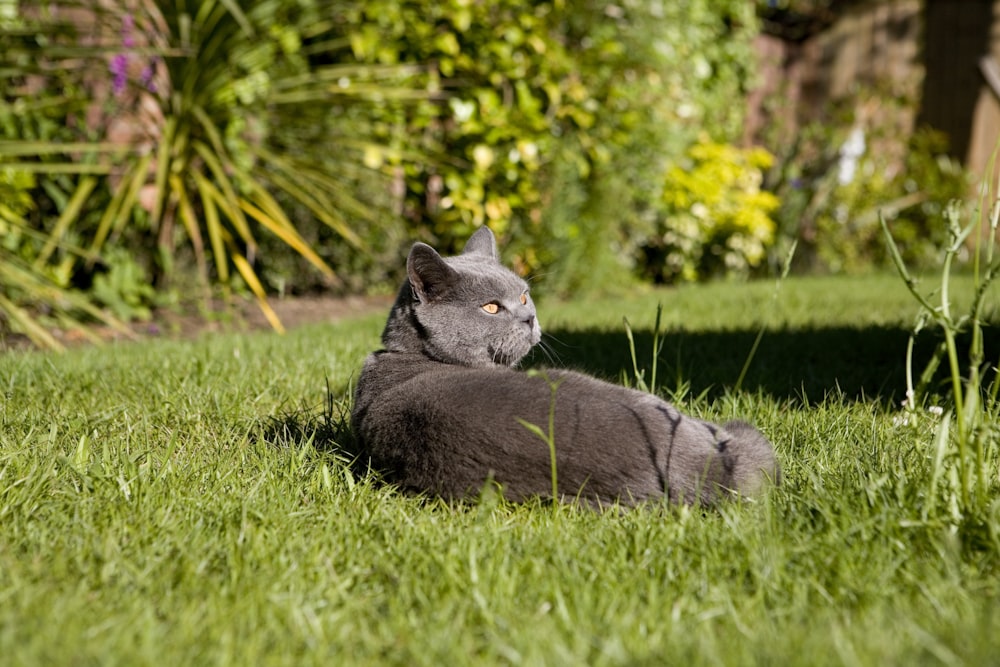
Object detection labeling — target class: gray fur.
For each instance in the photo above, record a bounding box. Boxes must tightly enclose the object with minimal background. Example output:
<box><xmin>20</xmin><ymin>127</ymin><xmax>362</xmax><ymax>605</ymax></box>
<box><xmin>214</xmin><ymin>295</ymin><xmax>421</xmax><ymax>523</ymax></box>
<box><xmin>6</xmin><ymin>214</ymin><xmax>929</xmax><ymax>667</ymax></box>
<box><xmin>352</xmin><ymin>227</ymin><xmax>780</xmax><ymax>506</ymax></box>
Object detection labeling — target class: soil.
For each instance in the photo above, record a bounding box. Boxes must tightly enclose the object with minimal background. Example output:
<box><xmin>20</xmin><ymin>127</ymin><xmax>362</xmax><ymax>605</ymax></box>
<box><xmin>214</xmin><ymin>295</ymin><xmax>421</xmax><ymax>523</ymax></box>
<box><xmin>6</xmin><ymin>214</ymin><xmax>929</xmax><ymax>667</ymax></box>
<box><xmin>0</xmin><ymin>294</ymin><xmax>395</xmax><ymax>352</ymax></box>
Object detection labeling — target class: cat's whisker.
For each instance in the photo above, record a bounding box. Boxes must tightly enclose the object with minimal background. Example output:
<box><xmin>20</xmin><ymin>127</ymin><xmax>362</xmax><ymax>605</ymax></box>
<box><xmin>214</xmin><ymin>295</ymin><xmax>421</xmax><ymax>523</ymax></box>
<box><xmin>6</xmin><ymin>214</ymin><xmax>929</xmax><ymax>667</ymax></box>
<box><xmin>535</xmin><ymin>334</ymin><xmax>570</xmax><ymax>365</ymax></box>
<box><xmin>524</xmin><ymin>270</ymin><xmax>552</xmax><ymax>286</ymax></box>
<box><xmin>541</xmin><ymin>331</ymin><xmax>574</xmax><ymax>350</ymax></box>
<box><xmin>535</xmin><ymin>339</ymin><xmax>561</xmax><ymax>366</ymax></box>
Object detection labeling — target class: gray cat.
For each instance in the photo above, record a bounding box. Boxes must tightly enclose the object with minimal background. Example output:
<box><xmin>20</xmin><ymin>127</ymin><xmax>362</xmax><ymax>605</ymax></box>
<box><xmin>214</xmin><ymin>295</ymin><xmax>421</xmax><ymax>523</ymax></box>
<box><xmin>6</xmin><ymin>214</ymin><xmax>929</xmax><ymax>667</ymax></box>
<box><xmin>352</xmin><ymin>227</ymin><xmax>779</xmax><ymax>507</ymax></box>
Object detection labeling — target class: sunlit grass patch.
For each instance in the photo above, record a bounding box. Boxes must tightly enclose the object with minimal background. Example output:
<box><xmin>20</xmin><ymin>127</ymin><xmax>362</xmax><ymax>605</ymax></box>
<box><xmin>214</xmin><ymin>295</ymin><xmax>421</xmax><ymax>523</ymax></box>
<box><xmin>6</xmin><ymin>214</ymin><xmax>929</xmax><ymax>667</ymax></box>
<box><xmin>1</xmin><ymin>275</ymin><xmax>998</xmax><ymax>666</ymax></box>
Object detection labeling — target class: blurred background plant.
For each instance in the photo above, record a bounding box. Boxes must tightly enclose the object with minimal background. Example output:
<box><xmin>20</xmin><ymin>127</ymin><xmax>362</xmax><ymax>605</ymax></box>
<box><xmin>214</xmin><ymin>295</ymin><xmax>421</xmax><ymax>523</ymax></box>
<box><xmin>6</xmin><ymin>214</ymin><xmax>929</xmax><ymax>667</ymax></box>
<box><xmin>0</xmin><ymin>0</ymin><xmax>990</xmax><ymax>349</ymax></box>
<box><xmin>0</xmin><ymin>0</ymin><xmax>433</xmax><ymax>347</ymax></box>
<box><xmin>345</xmin><ymin>0</ymin><xmax>759</xmax><ymax>295</ymax></box>
<box><xmin>643</xmin><ymin>136</ymin><xmax>779</xmax><ymax>283</ymax></box>
<box><xmin>766</xmin><ymin>85</ymin><xmax>971</xmax><ymax>274</ymax></box>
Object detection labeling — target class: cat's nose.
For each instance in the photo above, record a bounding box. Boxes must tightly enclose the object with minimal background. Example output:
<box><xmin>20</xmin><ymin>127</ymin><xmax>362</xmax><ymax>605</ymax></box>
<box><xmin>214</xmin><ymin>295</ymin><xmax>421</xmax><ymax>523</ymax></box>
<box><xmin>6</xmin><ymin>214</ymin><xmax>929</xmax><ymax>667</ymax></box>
<box><xmin>526</xmin><ymin>314</ymin><xmax>541</xmax><ymax>344</ymax></box>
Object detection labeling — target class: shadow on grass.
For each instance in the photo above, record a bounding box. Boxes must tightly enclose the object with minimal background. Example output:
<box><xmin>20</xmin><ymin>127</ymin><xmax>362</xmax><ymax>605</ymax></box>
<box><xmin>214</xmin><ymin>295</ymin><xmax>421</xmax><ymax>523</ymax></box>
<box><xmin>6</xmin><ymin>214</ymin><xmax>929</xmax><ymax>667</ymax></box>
<box><xmin>257</xmin><ymin>381</ymin><xmax>372</xmax><ymax>473</ymax></box>
<box><xmin>257</xmin><ymin>320</ymin><xmax>1000</xmax><ymax>462</ymax></box>
<box><xmin>528</xmin><ymin>323</ymin><xmax>1000</xmax><ymax>406</ymax></box>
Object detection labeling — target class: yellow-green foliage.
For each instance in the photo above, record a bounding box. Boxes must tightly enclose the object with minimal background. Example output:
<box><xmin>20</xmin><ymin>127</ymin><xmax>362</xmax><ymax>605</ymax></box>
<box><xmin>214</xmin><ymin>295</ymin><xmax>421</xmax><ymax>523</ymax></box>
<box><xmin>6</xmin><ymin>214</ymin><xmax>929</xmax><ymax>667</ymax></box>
<box><xmin>346</xmin><ymin>0</ymin><xmax>564</xmax><ymax>239</ymax></box>
<box><xmin>0</xmin><ymin>167</ymin><xmax>33</xmax><ymax>218</ymax></box>
<box><xmin>814</xmin><ymin>128</ymin><xmax>969</xmax><ymax>273</ymax></box>
<box><xmin>652</xmin><ymin>137</ymin><xmax>779</xmax><ymax>282</ymax></box>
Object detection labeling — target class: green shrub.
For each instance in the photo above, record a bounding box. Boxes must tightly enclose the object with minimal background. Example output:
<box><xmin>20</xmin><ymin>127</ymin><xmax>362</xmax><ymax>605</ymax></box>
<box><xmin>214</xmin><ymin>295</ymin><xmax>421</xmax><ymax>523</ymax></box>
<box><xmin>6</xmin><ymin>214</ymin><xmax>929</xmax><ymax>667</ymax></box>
<box><xmin>643</xmin><ymin>136</ymin><xmax>779</xmax><ymax>282</ymax></box>
<box><xmin>346</xmin><ymin>0</ymin><xmax>760</xmax><ymax>293</ymax></box>
<box><xmin>767</xmin><ymin>84</ymin><xmax>971</xmax><ymax>274</ymax></box>
<box><xmin>814</xmin><ymin>129</ymin><xmax>969</xmax><ymax>272</ymax></box>
<box><xmin>89</xmin><ymin>248</ymin><xmax>158</xmax><ymax>321</ymax></box>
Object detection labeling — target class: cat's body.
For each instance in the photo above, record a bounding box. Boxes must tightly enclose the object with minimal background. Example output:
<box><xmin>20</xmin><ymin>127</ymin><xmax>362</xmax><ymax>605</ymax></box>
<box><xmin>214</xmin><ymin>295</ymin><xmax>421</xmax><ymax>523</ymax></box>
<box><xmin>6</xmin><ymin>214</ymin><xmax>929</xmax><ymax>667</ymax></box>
<box><xmin>352</xmin><ymin>227</ymin><xmax>779</xmax><ymax>506</ymax></box>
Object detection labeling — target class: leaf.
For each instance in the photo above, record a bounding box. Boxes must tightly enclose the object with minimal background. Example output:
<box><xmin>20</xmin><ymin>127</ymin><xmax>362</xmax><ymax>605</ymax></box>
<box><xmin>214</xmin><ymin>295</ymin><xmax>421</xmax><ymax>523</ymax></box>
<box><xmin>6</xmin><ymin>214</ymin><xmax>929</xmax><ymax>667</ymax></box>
<box><xmin>238</xmin><ymin>194</ymin><xmax>342</xmax><ymax>287</ymax></box>
<box><xmin>516</xmin><ymin>417</ymin><xmax>548</xmax><ymax>443</ymax></box>
<box><xmin>172</xmin><ymin>173</ymin><xmax>209</xmax><ymax>286</ymax></box>
<box><xmin>261</xmin><ymin>166</ymin><xmax>364</xmax><ymax>249</ymax></box>
<box><xmin>34</xmin><ymin>176</ymin><xmax>97</xmax><ymax>268</ymax></box>
<box><xmin>88</xmin><ymin>153</ymin><xmax>152</xmax><ymax>255</ymax></box>
<box><xmin>194</xmin><ymin>173</ymin><xmax>230</xmax><ymax>284</ymax></box>
<box><xmin>151</xmin><ymin>116</ymin><xmax>178</xmax><ymax>228</ymax></box>
<box><xmin>191</xmin><ymin>140</ymin><xmax>255</xmax><ymax>250</ymax></box>
<box><xmin>1</xmin><ymin>163</ymin><xmax>113</xmax><ymax>175</ymax></box>
<box><xmin>217</xmin><ymin>0</ymin><xmax>255</xmax><ymax>37</ymax></box>
<box><xmin>0</xmin><ymin>291</ymin><xmax>64</xmax><ymax>352</ymax></box>
<box><xmin>227</xmin><ymin>242</ymin><xmax>286</xmax><ymax>334</ymax></box>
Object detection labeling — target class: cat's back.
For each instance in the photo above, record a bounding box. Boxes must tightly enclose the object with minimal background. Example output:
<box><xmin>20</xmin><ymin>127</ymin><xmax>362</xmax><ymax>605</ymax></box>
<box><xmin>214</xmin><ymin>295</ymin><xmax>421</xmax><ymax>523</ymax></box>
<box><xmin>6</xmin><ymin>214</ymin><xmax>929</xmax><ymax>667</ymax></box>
<box><xmin>352</xmin><ymin>350</ymin><xmax>438</xmax><ymax>420</ymax></box>
<box><xmin>353</xmin><ymin>351</ymin><xmax>657</xmax><ymax>455</ymax></box>
<box><xmin>352</xmin><ymin>350</ymin><xmax>520</xmax><ymax>424</ymax></box>
<box><xmin>357</xmin><ymin>350</ymin><xmax>605</xmax><ymax>407</ymax></box>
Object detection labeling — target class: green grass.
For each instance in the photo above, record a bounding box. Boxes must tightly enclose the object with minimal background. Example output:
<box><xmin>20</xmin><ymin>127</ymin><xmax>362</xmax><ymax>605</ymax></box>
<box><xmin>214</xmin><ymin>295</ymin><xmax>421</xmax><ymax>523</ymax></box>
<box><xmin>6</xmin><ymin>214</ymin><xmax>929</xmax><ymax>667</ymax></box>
<box><xmin>2</xmin><ymin>273</ymin><xmax>999</xmax><ymax>666</ymax></box>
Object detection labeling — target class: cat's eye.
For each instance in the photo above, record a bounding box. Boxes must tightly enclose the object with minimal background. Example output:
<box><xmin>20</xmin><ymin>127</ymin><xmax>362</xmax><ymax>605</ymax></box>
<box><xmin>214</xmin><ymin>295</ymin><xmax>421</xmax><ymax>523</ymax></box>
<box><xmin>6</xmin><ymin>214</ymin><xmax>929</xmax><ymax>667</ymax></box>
<box><xmin>519</xmin><ymin>293</ymin><xmax>528</xmax><ymax>305</ymax></box>
<box><xmin>482</xmin><ymin>303</ymin><xmax>500</xmax><ymax>314</ymax></box>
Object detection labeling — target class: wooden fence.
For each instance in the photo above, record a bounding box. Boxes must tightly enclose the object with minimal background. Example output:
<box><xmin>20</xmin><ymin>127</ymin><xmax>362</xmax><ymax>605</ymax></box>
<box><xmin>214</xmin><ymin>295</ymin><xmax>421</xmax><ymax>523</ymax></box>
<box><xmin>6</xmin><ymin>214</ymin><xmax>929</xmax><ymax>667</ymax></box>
<box><xmin>748</xmin><ymin>0</ymin><xmax>1000</xmax><ymax>186</ymax></box>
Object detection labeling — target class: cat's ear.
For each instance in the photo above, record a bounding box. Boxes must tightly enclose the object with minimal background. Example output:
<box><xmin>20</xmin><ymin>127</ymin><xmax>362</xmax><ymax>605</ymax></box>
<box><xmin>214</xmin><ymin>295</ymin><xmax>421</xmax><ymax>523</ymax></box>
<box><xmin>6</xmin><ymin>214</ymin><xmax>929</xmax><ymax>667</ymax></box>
<box><xmin>407</xmin><ymin>243</ymin><xmax>458</xmax><ymax>303</ymax></box>
<box><xmin>462</xmin><ymin>226</ymin><xmax>499</xmax><ymax>261</ymax></box>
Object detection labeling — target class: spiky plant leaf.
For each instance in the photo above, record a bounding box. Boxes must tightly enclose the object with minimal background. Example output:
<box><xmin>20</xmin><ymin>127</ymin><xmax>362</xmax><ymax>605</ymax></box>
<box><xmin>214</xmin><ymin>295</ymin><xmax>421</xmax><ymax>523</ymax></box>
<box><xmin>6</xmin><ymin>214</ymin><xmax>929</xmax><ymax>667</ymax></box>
<box><xmin>1</xmin><ymin>0</ymin><xmax>432</xmax><ymax>347</ymax></box>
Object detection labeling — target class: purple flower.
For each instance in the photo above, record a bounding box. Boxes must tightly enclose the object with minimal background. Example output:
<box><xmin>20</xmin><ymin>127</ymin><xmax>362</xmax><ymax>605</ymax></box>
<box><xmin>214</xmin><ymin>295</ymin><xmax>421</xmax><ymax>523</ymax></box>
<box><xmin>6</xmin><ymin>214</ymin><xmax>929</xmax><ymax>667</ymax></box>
<box><xmin>139</xmin><ymin>68</ymin><xmax>156</xmax><ymax>93</ymax></box>
<box><xmin>110</xmin><ymin>15</ymin><xmax>159</xmax><ymax>97</ymax></box>
<box><xmin>139</xmin><ymin>56</ymin><xmax>160</xmax><ymax>93</ymax></box>
<box><xmin>122</xmin><ymin>14</ymin><xmax>135</xmax><ymax>48</ymax></box>
<box><xmin>110</xmin><ymin>54</ymin><xmax>128</xmax><ymax>96</ymax></box>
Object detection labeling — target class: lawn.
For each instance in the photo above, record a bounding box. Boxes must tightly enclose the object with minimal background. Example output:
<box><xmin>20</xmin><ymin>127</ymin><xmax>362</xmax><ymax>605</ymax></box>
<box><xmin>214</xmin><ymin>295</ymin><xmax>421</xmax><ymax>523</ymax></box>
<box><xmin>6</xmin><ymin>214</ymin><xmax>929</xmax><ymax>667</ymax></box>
<box><xmin>2</xmin><ymin>272</ymin><xmax>999</xmax><ymax>666</ymax></box>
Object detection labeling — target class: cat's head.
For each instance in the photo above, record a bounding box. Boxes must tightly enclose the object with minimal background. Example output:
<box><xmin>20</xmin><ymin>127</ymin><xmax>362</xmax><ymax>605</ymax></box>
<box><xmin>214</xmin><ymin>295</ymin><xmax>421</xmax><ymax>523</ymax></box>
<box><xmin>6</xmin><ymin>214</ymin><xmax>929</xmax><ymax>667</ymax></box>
<box><xmin>382</xmin><ymin>227</ymin><xmax>542</xmax><ymax>367</ymax></box>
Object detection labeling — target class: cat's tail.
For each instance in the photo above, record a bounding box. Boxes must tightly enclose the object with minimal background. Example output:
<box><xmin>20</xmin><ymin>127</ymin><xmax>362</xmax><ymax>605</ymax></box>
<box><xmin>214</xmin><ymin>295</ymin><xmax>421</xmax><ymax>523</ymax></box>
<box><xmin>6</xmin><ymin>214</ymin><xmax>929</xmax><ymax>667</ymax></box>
<box><xmin>719</xmin><ymin>420</ymin><xmax>781</xmax><ymax>499</ymax></box>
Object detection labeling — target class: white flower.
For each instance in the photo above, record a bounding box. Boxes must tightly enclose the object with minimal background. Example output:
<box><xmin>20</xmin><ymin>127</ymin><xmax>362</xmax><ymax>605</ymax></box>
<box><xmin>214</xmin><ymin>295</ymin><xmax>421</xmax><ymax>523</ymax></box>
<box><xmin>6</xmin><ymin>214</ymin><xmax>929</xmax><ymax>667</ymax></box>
<box><xmin>472</xmin><ymin>145</ymin><xmax>494</xmax><ymax>170</ymax></box>
<box><xmin>450</xmin><ymin>98</ymin><xmax>476</xmax><ymax>123</ymax></box>
<box><xmin>837</xmin><ymin>126</ymin><xmax>866</xmax><ymax>185</ymax></box>
<box><xmin>518</xmin><ymin>140</ymin><xmax>538</xmax><ymax>161</ymax></box>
